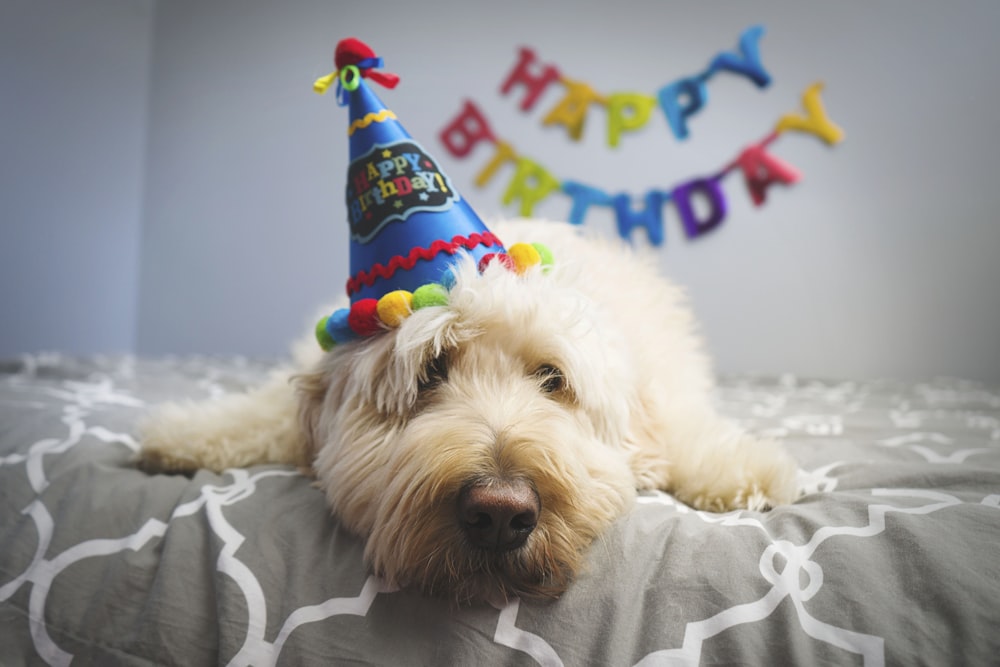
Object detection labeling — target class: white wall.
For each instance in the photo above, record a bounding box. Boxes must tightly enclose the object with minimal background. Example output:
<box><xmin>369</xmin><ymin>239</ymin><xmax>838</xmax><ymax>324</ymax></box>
<box><xmin>0</xmin><ymin>0</ymin><xmax>154</xmax><ymax>356</ymax></box>
<box><xmin>4</xmin><ymin>0</ymin><xmax>999</xmax><ymax>381</ymax></box>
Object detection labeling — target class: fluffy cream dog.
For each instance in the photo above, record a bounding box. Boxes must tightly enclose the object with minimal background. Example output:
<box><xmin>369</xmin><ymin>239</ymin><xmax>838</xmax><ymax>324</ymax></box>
<box><xmin>140</xmin><ymin>219</ymin><xmax>798</xmax><ymax>603</ymax></box>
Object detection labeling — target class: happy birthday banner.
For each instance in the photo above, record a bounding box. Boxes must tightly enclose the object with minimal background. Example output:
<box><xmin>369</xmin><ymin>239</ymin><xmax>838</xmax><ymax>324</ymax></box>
<box><xmin>499</xmin><ymin>25</ymin><xmax>773</xmax><ymax>147</ymax></box>
<box><xmin>437</xmin><ymin>27</ymin><xmax>845</xmax><ymax>245</ymax></box>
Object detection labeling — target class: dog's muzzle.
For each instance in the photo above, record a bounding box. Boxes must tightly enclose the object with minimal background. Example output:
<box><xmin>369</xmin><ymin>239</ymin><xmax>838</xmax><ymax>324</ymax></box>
<box><xmin>457</xmin><ymin>479</ymin><xmax>540</xmax><ymax>551</ymax></box>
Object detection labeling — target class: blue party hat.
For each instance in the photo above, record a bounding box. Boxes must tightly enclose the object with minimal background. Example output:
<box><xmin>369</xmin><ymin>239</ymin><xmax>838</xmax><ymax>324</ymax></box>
<box><xmin>313</xmin><ymin>38</ymin><xmax>550</xmax><ymax>349</ymax></box>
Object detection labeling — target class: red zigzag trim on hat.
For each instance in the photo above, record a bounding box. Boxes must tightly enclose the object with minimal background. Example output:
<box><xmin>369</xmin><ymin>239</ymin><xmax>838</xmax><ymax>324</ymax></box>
<box><xmin>346</xmin><ymin>232</ymin><xmax>503</xmax><ymax>296</ymax></box>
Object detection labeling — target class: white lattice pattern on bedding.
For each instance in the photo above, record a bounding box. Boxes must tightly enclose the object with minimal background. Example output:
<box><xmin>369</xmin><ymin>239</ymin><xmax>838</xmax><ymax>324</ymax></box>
<box><xmin>1</xmin><ymin>357</ymin><xmax>998</xmax><ymax>665</ymax></box>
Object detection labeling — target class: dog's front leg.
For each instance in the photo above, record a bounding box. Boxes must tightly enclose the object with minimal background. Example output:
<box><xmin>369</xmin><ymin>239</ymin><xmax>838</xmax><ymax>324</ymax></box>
<box><xmin>137</xmin><ymin>370</ymin><xmax>310</xmax><ymax>474</ymax></box>
<box><xmin>668</xmin><ymin>410</ymin><xmax>798</xmax><ymax>512</ymax></box>
<box><xmin>632</xmin><ymin>405</ymin><xmax>799</xmax><ymax>512</ymax></box>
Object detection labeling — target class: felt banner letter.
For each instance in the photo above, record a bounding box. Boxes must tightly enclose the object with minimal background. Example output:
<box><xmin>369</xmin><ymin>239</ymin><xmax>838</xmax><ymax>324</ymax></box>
<box><xmin>612</xmin><ymin>191</ymin><xmax>667</xmax><ymax>246</ymax></box>
<box><xmin>708</xmin><ymin>25</ymin><xmax>771</xmax><ymax>88</ymax></box>
<box><xmin>606</xmin><ymin>93</ymin><xmax>658</xmax><ymax>148</ymax></box>
<box><xmin>543</xmin><ymin>79</ymin><xmax>606</xmax><ymax>141</ymax></box>
<box><xmin>657</xmin><ymin>77</ymin><xmax>708</xmax><ymax>140</ymax></box>
<box><xmin>672</xmin><ymin>177</ymin><xmax>728</xmax><ymax>239</ymax></box>
<box><xmin>734</xmin><ymin>143</ymin><xmax>802</xmax><ymax>206</ymax></box>
<box><xmin>500</xmin><ymin>47</ymin><xmax>562</xmax><ymax>112</ymax></box>
<box><xmin>502</xmin><ymin>157</ymin><xmax>562</xmax><ymax>216</ymax></box>
<box><xmin>562</xmin><ymin>181</ymin><xmax>613</xmax><ymax>226</ymax></box>
<box><xmin>475</xmin><ymin>140</ymin><xmax>518</xmax><ymax>187</ymax></box>
<box><xmin>775</xmin><ymin>82</ymin><xmax>845</xmax><ymax>145</ymax></box>
<box><xmin>439</xmin><ymin>100</ymin><xmax>497</xmax><ymax>158</ymax></box>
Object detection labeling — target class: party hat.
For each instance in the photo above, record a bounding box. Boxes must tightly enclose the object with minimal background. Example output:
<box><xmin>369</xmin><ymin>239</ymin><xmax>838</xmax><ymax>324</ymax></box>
<box><xmin>313</xmin><ymin>38</ymin><xmax>551</xmax><ymax>349</ymax></box>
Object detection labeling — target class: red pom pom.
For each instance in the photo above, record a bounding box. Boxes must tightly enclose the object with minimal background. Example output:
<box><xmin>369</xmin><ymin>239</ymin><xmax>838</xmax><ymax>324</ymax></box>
<box><xmin>347</xmin><ymin>299</ymin><xmax>382</xmax><ymax>337</ymax></box>
<box><xmin>478</xmin><ymin>252</ymin><xmax>515</xmax><ymax>273</ymax></box>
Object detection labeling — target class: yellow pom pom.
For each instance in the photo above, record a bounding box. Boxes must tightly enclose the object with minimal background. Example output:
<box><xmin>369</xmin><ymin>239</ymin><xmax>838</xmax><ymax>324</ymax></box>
<box><xmin>376</xmin><ymin>290</ymin><xmax>413</xmax><ymax>327</ymax></box>
<box><xmin>507</xmin><ymin>243</ymin><xmax>542</xmax><ymax>274</ymax></box>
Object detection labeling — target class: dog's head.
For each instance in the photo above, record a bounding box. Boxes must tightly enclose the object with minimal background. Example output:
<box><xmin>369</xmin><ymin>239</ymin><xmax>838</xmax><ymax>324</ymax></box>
<box><xmin>297</xmin><ymin>256</ymin><xmax>638</xmax><ymax>602</ymax></box>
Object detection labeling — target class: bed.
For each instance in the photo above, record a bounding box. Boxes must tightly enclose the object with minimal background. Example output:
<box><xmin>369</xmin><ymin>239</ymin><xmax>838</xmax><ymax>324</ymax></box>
<box><xmin>2</xmin><ymin>354</ymin><xmax>998</xmax><ymax>665</ymax></box>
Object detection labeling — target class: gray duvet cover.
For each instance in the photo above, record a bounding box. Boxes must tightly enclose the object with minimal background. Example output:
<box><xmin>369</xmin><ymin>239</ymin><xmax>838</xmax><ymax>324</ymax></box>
<box><xmin>1</xmin><ymin>355</ymin><xmax>998</xmax><ymax>665</ymax></box>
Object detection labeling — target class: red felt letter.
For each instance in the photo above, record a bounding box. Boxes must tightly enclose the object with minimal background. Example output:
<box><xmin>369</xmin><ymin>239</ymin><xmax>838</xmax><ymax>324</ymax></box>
<box><xmin>500</xmin><ymin>47</ymin><xmax>562</xmax><ymax>112</ymax></box>
<box><xmin>735</xmin><ymin>144</ymin><xmax>802</xmax><ymax>206</ymax></box>
<box><xmin>438</xmin><ymin>100</ymin><xmax>497</xmax><ymax>159</ymax></box>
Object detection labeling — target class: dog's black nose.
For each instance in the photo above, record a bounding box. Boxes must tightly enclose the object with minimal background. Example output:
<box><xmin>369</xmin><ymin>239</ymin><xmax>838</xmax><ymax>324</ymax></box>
<box><xmin>458</xmin><ymin>480</ymin><xmax>540</xmax><ymax>551</ymax></box>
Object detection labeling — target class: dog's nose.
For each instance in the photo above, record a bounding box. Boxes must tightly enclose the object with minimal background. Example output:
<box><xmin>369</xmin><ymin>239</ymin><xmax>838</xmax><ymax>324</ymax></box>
<box><xmin>458</xmin><ymin>480</ymin><xmax>540</xmax><ymax>551</ymax></box>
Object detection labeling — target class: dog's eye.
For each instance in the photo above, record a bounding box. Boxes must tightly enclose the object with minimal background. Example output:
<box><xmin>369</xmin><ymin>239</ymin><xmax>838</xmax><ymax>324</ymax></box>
<box><xmin>534</xmin><ymin>364</ymin><xmax>565</xmax><ymax>394</ymax></box>
<box><xmin>418</xmin><ymin>354</ymin><xmax>448</xmax><ymax>393</ymax></box>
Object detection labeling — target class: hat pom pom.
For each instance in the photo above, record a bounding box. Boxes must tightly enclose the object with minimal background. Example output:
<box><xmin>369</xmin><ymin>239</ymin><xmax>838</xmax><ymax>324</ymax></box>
<box><xmin>316</xmin><ymin>243</ymin><xmax>555</xmax><ymax>351</ymax></box>
<box><xmin>377</xmin><ymin>290</ymin><xmax>414</xmax><ymax>328</ymax></box>
<box><xmin>478</xmin><ymin>243</ymin><xmax>554</xmax><ymax>276</ymax></box>
<box><xmin>315</xmin><ymin>316</ymin><xmax>336</xmax><ymax>351</ymax></box>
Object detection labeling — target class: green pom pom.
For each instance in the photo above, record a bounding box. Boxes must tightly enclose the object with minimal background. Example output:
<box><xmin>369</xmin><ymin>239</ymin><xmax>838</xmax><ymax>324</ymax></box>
<box><xmin>531</xmin><ymin>242</ymin><xmax>554</xmax><ymax>269</ymax></box>
<box><xmin>412</xmin><ymin>283</ymin><xmax>449</xmax><ymax>310</ymax></box>
<box><xmin>315</xmin><ymin>316</ymin><xmax>335</xmax><ymax>351</ymax></box>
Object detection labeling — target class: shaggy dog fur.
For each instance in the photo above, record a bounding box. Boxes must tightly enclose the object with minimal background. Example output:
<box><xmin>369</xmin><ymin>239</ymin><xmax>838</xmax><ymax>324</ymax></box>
<box><xmin>139</xmin><ymin>220</ymin><xmax>798</xmax><ymax>603</ymax></box>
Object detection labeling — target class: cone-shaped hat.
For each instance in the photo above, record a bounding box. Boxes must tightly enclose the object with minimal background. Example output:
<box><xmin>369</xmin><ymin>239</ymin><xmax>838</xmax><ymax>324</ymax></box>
<box><xmin>313</xmin><ymin>38</ymin><xmax>505</xmax><ymax>346</ymax></box>
<box><xmin>344</xmin><ymin>75</ymin><xmax>501</xmax><ymax>302</ymax></box>
<box><xmin>314</xmin><ymin>38</ymin><xmax>550</xmax><ymax>349</ymax></box>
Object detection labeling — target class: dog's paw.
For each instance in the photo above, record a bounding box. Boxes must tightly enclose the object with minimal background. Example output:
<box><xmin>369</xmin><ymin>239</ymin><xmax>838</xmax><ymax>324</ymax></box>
<box><xmin>675</xmin><ymin>457</ymin><xmax>799</xmax><ymax>514</ymax></box>
<box><xmin>682</xmin><ymin>485</ymin><xmax>783</xmax><ymax>513</ymax></box>
<box><xmin>732</xmin><ymin>466</ymin><xmax>800</xmax><ymax>512</ymax></box>
<box><xmin>629</xmin><ymin>449</ymin><xmax>671</xmax><ymax>491</ymax></box>
<box><xmin>739</xmin><ymin>486</ymin><xmax>784</xmax><ymax>512</ymax></box>
<box><xmin>134</xmin><ymin>439</ymin><xmax>201</xmax><ymax>475</ymax></box>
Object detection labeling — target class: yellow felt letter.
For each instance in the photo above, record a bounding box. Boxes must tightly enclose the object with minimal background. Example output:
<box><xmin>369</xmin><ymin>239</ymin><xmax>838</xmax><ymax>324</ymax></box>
<box><xmin>475</xmin><ymin>141</ymin><xmax>518</xmax><ymax>187</ymax></box>
<box><xmin>606</xmin><ymin>93</ymin><xmax>657</xmax><ymax>148</ymax></box>
<box><xmin>775</xmin><ymin>82</ymin><xmax>845</xmax><ymax>145</ymax></box>
<box><xmin>542</xmin><ymin>79</ymin><xmax>606</xmax><ymax>141</ymax></box>
<box><xmin>502</xmin><ymin>157</ymin><xmax>561</xmax><ymax>216</ymax></box>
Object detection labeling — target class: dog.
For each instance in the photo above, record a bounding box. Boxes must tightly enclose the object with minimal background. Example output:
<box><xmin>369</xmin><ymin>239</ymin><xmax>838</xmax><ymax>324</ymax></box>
<box><xmin>139</xmin><ymin>219</ymin><xmax>798</xmax><ymax>603</ymax></box>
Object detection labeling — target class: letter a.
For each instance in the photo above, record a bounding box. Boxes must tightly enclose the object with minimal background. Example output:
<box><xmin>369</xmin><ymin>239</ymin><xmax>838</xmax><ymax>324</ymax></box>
<box><xmin>500</xmin><ymin>47</ymin><xmax>562</xmax><ymax>112</ymax></box>
<box><xmin>542</xmin><ymin>79</ymin><xmax>605</xmax><ymax>141</ymax></box>
<box><xmin>734</xmin><ymin>143</ymin><xmax>802</xmax><ymax>206</ymax></box>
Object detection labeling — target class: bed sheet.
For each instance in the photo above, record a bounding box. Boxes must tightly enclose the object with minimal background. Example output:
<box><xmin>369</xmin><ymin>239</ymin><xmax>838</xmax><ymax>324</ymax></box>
<box><xmin>1</xmin><ymin>355</ymin><xmax>998</xmax><ymax>665</ymax></box>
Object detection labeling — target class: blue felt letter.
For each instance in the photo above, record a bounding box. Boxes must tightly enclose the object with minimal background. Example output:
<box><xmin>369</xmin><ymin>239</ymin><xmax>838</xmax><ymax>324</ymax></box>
<box><xmin>612</xmin><ymin>191</ymin><xmax>667</xmax><ymax>246</ymax></box>
<box><xmin>657</xmin><ymin>77</ymin><xmax>708</xmax><ymax>141</ymax></box>
<box><xmin>708</xmin><ymin>25</ymin><xmax>771</xmax><ymax>88</ymax></box>
<box><xmin>562</xmin><ymin>181</ymin><xmax>613</xmax><ymax>226</ymax></box>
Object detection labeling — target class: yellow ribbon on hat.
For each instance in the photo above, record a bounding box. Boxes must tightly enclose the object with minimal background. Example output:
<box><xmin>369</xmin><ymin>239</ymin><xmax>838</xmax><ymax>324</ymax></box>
<box><xmin>314</xmin><ymin>66</ymin><xmax>362</xmax><ymax>95</ymax></box>
<box><xmin>313</xmin><ymin>65</ymin><xmax>363</xmax><ymax>108</ymax></box>
<box><xmin>313</xmin><ymin>71</ymin><xmax>337</xmax><ymax>94</ymax></box>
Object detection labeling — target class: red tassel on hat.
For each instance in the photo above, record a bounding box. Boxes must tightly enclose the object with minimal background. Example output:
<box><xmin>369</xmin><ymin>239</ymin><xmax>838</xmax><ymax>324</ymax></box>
<box><xmin>334</xmin><ymin>37</ymin><xmax>400</xmax><ymax>90</ymax></box>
